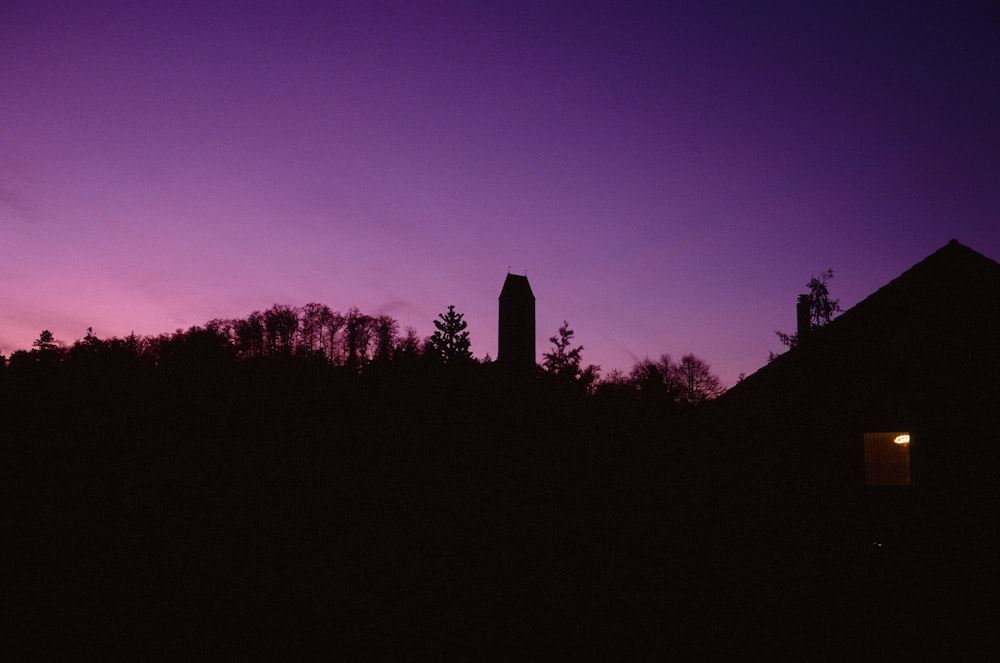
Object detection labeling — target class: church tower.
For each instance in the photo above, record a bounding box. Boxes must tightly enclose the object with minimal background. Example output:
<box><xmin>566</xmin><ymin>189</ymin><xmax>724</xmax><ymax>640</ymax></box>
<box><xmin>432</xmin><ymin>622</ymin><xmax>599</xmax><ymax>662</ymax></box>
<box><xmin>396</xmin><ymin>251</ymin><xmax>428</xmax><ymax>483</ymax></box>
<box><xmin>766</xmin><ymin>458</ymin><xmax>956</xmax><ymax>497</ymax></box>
<box><xmin>498</xmin><ymin>273</ymin><xmax>535</xmax><ymax>369</ymax></box>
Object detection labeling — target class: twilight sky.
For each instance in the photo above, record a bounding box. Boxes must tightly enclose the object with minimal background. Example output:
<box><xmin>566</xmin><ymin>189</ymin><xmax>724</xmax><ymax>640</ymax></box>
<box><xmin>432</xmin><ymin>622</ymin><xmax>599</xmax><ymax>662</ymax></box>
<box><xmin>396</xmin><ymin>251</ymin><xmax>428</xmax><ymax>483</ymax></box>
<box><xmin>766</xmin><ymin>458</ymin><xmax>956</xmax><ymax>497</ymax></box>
<box><xmin>2</xmin><ymin>1</ymin><xmax>998</xmax><ymax>386</ymax></box>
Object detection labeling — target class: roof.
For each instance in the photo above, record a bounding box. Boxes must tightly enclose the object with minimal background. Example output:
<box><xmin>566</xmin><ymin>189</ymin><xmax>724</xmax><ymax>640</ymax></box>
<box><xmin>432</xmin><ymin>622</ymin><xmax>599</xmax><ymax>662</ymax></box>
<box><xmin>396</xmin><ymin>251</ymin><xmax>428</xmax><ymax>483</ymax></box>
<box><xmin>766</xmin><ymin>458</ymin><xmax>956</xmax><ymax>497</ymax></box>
<box><xmin>723</xmin><ymin>239</ymin><xmax>1000</xmax><ymax>402</ymax></box>
<box><xmin>499</xmin><ymin>273</ymin><xmax>535</xmax><ymax>301</ymax></box>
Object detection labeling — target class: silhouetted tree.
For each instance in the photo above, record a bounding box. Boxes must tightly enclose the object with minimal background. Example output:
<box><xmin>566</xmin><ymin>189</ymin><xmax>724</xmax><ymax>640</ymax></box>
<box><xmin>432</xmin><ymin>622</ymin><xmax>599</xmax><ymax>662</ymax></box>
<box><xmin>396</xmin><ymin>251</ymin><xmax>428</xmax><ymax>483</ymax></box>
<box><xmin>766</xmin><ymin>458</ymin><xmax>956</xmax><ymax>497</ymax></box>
<box><xmin>629</xmin><ymin>355</ymin><xmax>680</xmax><ymax>406</ymax></box>
<box><xmin>426</xmin><ymin>305</ymin><xmax>472</xmax><ymax>364</ymax></box>
<box><xmin>543</xmin><ymin>321</ymin><xmax>582</xmax><ymax>375</ymax></box>
<box><xmin>542</xmin><ymin>321</ymin><xmax>599</xmax><ymax>393</ymax></box>
<box><xmin>33</xmin><ymin>329</ymin><xmax>59</xmax><ymax>353</ymax></box>
<box><xmin>372</xmin><ymin>315</ymin><xmax>400</xmax><ymax>364</ymax></box>
<box><xmin>672</xmin><ymin>353</ymin><xmax>724</xmax><ymax>405</ymax></box>
<box><xmin>805</xmin><ymin>268</ymin><xmax>841</xmax><ymax>329</ymax></box>
<box><xmin>149</xmin><ymin>326</ymin><xmax>233</xmax><ymax>369</ymax></box>
<box><xmin>82</xmin><ymin>326</ymin><xmax>101</xmax><ymax>348</ymax></box>
<box><xmin>394</xmin><ymin>326</ymin><xmax>423</xmax><ymax>364</ymax></box>
<box><xmin>264</xmin><ymin>304</ymin><xmax>300</xmax><ymax>356</ymax></box>
<box><xmin>8</xmin><ymin>349</ymin><xmax>32</xmax><ymax>370</ymax></box>
<box><xmin>79</xmin><ymin>327</ymin><xmax>102</xmax><ymax>351</ymax></box>
<box><xmin>204</xmin><ymin>318</ymin><xmax>234</xmax><ymax>350</ymax></box>
<box><xmin>68</xmin><ymin>327</ymin><xmax>106</xmax><ymax>366</ymax></box>
<box><xmin>324</xmin><ymin>310</ymin><xmax>346</xmax><ymax>365</ymax></box>
<box><xmin>30</xmin><ymin>329</ymin><xmax>63</xmax><ymax>366</ymax></box>
<box><xmin>593</xmin><ymin>368</ymin><xmax>634</xmax><ymax>408</ymax></box>
<box><xmin>600</xmin><ymin>368</ymin><xmax>627</xmax><ymax>385</ymax></box>
<box><xmin>344</xmin><ymin>307</ymin><xmax>373</xmax><ymax>369</ymax></box>
<box><xmin>299</xmin><ymin>303</ymin><xmax>334</xmax><ymax>359</ymax></box>
<box><xmin>773</xmin><ymin>268</ymin><xmax>841</xmax><ymax>356</ymax></box>
<box><xmin>234</xmin><ymin>311</ymin><xmax>266</xmax><ymax>359</ymax></box>
<box><xmin>99</xmin><ymin>332</ymin><xmax>145</xmax><ymax>371</ymax></box>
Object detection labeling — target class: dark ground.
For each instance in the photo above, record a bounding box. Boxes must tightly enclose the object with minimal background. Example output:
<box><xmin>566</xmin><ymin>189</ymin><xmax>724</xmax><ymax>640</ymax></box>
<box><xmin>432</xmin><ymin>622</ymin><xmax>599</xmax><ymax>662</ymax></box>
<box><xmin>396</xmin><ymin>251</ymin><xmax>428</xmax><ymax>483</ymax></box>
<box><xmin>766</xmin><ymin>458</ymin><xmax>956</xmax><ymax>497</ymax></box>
<box><xmin>3</xmin><ymin>362</ymin><xmax>997</xmax><ymax>659</ymax></box>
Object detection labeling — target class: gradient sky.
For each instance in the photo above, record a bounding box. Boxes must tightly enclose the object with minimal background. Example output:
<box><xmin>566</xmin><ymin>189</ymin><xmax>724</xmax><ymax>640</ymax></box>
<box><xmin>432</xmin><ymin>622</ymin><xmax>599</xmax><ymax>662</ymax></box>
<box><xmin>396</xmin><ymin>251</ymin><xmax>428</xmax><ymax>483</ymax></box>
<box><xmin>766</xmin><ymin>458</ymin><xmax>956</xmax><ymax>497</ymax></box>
<box><xmin>2</xmin><ymin>1</ymin><xmax>998</xmax><ymax>386</ymax></box>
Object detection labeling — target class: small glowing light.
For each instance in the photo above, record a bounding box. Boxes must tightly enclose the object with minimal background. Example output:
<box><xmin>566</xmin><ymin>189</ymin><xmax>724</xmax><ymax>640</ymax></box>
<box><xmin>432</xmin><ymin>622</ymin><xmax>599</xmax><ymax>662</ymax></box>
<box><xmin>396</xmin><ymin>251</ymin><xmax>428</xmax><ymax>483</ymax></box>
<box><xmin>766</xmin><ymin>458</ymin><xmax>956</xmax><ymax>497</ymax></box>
<box><xmin>894</xmin><ymin>434</ymin><xmax>910</xmax><ymax>445</ymax></box>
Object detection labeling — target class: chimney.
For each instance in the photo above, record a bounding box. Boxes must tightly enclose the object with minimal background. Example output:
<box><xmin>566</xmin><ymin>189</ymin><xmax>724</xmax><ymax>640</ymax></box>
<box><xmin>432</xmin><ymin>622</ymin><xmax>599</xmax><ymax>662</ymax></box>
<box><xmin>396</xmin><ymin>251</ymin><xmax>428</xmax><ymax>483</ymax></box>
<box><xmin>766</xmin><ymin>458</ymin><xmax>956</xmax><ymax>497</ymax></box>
<box><xmin>797</xmin><ymin>294</ymin><xmax>811</xmax><ymax>342</ymax></box>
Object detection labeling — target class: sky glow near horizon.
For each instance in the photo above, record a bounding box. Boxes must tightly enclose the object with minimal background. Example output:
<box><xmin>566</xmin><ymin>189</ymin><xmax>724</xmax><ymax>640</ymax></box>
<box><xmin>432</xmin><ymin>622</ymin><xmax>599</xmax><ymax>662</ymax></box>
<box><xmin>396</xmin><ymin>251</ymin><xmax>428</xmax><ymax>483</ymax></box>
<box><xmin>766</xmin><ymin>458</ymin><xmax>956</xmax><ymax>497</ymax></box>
<box><xmin>2</xmin><ymin>1</ymin><xmax>998</xmax><ymax>386</ymax></box>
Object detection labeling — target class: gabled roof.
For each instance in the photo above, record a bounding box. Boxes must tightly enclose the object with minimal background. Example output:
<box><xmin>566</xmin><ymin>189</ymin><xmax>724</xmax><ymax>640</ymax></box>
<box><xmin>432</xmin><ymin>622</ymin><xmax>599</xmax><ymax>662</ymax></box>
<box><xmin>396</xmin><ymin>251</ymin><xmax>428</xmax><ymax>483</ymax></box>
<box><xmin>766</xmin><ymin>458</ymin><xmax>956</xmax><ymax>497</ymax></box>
<box><xmin>824</xmin><ymin>239</ymin><xmax>1000</xmax><ymax>334</ymax></box>
<box><xmin>723</xmin><ymin>239</ymin><xmax>1000</xmax><ymax>402</ymax></box>
<box><xmin>500</xmin><ymin>273</ymin><xmax>535</xmax><ymax>301</ymax></box>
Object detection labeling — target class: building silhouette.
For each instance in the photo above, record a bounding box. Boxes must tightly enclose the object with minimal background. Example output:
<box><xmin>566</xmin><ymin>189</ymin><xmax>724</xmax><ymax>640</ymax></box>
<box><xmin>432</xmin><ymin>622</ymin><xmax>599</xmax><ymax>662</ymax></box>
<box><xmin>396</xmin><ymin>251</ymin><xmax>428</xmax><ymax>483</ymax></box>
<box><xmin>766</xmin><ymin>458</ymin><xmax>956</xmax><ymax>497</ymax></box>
<box><xmin>715</xmin><ymin>239</ymin><xmax>1000</xmax><ymax>559</ymax></box>
<box><xmin>498</xmin><ymin>273</ymin><xmax>535</xmax><ymax>369</ymax></box>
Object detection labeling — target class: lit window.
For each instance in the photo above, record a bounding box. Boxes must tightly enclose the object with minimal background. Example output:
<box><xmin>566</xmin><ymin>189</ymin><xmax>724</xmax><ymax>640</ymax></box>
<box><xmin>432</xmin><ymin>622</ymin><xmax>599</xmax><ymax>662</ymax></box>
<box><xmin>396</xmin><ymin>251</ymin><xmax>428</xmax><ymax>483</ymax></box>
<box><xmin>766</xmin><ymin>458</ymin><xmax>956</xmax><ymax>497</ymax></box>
<box><xmin>864</xmin><ymin>432</ymin><xmax>911</xmax><ymax>487</ymax></box>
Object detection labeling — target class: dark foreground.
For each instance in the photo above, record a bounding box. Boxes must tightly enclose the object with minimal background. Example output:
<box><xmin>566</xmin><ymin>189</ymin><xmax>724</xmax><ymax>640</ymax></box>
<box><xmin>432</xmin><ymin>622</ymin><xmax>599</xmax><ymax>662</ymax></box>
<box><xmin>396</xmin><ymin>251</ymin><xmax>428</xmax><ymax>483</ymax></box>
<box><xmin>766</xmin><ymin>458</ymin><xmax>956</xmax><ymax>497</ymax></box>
<box><xmin>4</xmin><ymin>365</ymin><xmax>997</xmax><ymax>658</ymax></box>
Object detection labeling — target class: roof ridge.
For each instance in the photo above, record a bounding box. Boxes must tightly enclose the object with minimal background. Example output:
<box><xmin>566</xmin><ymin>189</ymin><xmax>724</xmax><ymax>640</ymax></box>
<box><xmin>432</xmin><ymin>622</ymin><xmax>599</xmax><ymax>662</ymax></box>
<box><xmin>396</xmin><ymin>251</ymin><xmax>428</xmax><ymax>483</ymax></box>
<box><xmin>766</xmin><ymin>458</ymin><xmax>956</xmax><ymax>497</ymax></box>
<box><xmin>722</xmin><ymin>239</ymin><xmax>1000</xmax><ymax>396</ymax></box>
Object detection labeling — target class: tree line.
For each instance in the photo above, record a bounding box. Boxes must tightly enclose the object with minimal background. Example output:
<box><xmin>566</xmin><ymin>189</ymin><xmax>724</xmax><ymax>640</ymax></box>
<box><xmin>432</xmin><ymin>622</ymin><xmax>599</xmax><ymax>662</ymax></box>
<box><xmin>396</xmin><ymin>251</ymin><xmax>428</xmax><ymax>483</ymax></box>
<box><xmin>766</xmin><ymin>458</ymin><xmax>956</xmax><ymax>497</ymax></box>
<box><xmin>5</xmin><ymin>272</ymin><xmax>874</xmax><ymax>657</ymax></box>
<box><xmin>0</xmin><ymin>302</ymin><xmax>725</xmax><ymax>406</ymax></box>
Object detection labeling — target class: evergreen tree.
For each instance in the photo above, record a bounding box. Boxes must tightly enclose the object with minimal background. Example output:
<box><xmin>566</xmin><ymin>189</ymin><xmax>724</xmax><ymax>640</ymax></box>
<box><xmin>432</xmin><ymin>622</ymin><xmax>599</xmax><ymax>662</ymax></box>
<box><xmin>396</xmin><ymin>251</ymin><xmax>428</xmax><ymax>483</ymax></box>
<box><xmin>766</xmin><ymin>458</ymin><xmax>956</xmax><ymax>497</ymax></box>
<box><xmin>542</xmin><ymin>321</ymin><xmax>599</xmax><ymax>392</ymax></box>
<box><xmin>32</xmin><ymin>329</ymin><xmax>59</xmax><ymax>353</ymax></box>
<box><xmin>31</xmin><ymin>329</ymin><xmax>63</xmax><ymax>366</ymax></box>
<box><xmin>426</xmin><ymin>305</ymin><xmax>472</xmax><ymax>364</ymax></box>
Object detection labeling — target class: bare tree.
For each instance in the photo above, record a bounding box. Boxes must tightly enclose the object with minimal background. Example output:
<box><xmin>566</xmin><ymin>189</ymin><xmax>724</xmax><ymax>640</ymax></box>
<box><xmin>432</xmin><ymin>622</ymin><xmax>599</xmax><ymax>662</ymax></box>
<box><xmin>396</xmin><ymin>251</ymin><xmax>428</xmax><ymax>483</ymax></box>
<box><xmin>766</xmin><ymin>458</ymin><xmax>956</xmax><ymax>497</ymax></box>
<box><xmin>671</xmin><ymin>353</ymin><xmax>724</xmax><ymax>405</ymax></box>
<box><xmin>629</xmin><ymin>354</ymin><xmax>680</xmax><ymax>403</ymax></box>
<box><xmin>300</xmin><ymin>302</ymin><xmax>334</xmax><ymax>358</ymax></box>
<box><xmin>396</xmin><ymin>326</ymin><xmax>422</xmax><ymax>362</ymax></box>
<box><xmin>234</xmin><ymin>311</ymin><xmax>265</xmax><ymax>359</ymax></box>
<box><xmin>264</xmin><ymin>304</ymin><xmax>300</xmax><ymax>356</ymax></box>
<box><xmin>344</xmin><ymin>307</ymin><xmax>373</xmax><ymax>369</ymax></box>
<box><xmin>324</xmin><ymin>311</ymin><xmax>345</xmax><ymax>365</ymax></box>
<box><xmin>372</xmin><ymin>314</ymin><xmax>400</xmax><ymax>363</ymax></box>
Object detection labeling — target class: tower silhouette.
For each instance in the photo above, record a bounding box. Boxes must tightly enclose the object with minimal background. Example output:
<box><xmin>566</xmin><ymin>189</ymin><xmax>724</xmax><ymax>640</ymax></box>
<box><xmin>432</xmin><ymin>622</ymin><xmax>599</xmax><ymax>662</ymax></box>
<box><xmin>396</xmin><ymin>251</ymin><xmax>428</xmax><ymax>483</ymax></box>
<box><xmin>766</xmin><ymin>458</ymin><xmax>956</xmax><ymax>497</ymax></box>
<box><xmin>498</xmin><ymin>273</ymin><xmax>535</xmax><ymax>369</ymax></box>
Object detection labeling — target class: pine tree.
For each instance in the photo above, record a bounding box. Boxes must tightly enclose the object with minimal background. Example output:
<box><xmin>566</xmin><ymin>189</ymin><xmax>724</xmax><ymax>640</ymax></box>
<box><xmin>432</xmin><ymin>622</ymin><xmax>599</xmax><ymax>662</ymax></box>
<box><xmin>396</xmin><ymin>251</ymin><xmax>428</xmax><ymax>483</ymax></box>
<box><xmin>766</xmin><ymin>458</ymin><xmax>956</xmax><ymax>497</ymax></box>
<box><xmin>427</xmin><ymin>305</ymin><xmax>472</xmax><ymax>364</ymax></box>
<box><xmin>31</xmin><ymin>329</ymin><xmax>63</xmax><ymax>366</ymax></box>
<box><xmin>32</xmin><ymin>329</ymin><xmax>59</xmax><ymax>353</ymax></box>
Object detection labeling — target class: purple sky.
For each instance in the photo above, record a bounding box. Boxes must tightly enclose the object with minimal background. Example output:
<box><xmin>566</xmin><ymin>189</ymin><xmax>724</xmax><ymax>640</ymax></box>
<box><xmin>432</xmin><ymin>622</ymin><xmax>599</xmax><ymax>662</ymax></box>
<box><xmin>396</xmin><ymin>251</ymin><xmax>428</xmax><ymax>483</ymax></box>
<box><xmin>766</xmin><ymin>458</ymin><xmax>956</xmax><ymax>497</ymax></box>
<box><xmin>2</xmin><ymin>1</ymin><xmax>998</xmax><ymax>386</ymax></box>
